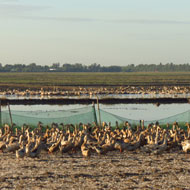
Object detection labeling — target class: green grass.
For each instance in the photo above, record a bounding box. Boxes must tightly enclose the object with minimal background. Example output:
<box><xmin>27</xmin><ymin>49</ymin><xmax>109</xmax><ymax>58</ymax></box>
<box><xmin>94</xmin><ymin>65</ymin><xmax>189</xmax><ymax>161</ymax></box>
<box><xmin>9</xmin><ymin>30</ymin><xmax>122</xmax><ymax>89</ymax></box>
<box><xmin>0</xmin><ymin>72</ymin><xmax>190</xmax><ymax>88</ymax></box>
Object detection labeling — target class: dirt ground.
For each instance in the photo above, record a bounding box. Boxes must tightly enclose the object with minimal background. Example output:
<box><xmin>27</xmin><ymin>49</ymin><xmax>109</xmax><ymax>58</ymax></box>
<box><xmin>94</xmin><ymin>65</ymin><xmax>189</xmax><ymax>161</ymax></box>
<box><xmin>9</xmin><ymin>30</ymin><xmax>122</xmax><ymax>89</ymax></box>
<box><xmin>0</xmin><ymin>150</ymin><xmax>190</xmax><ymax>190</ymax></box>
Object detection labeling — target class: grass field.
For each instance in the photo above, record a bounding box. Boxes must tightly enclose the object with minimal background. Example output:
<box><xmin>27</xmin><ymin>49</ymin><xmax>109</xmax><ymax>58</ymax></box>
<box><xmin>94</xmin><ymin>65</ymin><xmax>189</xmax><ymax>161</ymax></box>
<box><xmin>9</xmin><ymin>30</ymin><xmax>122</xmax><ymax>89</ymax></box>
<box><xmin>0</xmin><ymin>72</ymin><xmax>190</xmax><ymax>88</ymax></box>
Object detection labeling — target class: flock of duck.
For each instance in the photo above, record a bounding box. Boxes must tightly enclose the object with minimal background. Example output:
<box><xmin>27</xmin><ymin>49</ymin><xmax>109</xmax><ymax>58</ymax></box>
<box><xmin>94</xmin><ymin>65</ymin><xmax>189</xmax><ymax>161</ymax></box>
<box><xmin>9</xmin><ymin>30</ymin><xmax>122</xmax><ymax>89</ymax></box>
<box><xmin>0</xmin><ymin>121</ymin><xmax>190</xmax><ymax>159</ymax></box>
<box><xmin>0</xmin><ymin>85</ymin><xmax>190</xmax><ymax>98</ymax></box>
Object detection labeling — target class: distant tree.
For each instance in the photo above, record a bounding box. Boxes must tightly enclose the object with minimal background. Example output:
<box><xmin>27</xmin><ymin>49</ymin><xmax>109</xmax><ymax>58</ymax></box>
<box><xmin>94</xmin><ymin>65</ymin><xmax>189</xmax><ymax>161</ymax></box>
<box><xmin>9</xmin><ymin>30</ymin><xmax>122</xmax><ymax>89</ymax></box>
<box><xmin>88</xmin><ymin>63</ymin><xmax>101</xmax><ymax>72</ymax></box>
<box><xmin>0</xmin><ymin>62</ymin><xmax>190</xmax><ymax>72</ymax></box>
<box><xmin>0</xmin><ymin>63</ymin><xmax>3</xmax><ymax>71</ymax></box>
<box><xmin>51</xmin><ymin>63</ymin><xmax>60</xmax><ymax>70</ymax></box>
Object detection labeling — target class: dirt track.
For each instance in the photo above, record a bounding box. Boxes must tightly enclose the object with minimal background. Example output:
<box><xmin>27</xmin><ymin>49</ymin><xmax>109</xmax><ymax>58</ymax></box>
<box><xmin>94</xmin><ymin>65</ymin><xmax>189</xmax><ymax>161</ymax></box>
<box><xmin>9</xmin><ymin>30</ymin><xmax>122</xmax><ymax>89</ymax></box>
<box><xmin>0</xmin><ymin>150</ymin><xmax>190</xmax><ymax>190</ymax></box>
<box><xmin>0</xmin><ymin>97</ymin><xmax>189</xmax><ymax>106</ymax></box>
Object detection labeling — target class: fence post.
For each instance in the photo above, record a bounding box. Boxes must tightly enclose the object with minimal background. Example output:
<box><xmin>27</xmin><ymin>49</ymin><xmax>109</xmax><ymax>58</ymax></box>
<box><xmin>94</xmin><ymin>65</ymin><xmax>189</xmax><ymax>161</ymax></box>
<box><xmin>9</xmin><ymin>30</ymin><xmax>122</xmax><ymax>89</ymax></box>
<box><xmin>97</xmin><ymin>96</ymin><xmax>101</xmax><ymax>127</ymax></box>
<box><xmin>7</xmin><ymin>102</ymin><xmax>13</xmax><ymax>128</ymax></box>
<box><xmin>92</xmin><ymin>102</ymin><xmax>98</xmax><ymax>125</ymax></box>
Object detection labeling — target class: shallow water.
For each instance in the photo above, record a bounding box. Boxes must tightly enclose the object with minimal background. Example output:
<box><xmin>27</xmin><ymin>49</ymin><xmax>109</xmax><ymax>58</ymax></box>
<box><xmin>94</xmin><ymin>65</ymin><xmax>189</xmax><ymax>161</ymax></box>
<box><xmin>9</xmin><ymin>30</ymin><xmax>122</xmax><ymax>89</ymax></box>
<box><xmin>3</xmin><ymin>103</ymin><xmax>190</xmax><ymax>121</ymax></box>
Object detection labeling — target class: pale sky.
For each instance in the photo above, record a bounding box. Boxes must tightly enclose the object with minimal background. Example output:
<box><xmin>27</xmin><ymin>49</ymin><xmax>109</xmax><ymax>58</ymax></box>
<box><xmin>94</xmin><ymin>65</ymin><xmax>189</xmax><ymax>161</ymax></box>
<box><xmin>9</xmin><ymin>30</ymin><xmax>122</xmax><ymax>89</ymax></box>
<box><xmin>0</xmin><ymin>0</ymin><xmax>190</xmax><ymax>66</ymax></box>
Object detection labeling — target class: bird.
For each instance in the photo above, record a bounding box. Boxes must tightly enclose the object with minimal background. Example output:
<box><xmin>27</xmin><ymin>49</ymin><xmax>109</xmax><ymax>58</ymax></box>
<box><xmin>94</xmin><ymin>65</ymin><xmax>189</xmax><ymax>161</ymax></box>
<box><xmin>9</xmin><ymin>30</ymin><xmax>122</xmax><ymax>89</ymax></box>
<box><xmin>16</xmin><ymin>142</ymin><xmax>25</xmax><ymax>159</ymax></box>
<box><xmin>181</xmin><ymin>140</ymin><xmax>190</xmax><ymax>154</ymax></box>
<box><xmin>26</xmin><ymin>137</ymin><xmax>42</xmax><ymax>158</ymax></box>
<box><xmin>81</xmin><ymin>135</ymin><xmax>91</xmax><ymax>158</ymax></box>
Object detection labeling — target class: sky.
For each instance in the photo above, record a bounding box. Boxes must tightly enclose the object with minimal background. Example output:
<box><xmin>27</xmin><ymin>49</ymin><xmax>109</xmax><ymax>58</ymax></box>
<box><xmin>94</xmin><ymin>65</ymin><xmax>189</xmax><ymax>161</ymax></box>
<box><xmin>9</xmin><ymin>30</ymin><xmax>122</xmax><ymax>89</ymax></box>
<box><xmin>0</xmin><ymin>0</ymin><xmax>190</xmax><ymax>66</ymax></box>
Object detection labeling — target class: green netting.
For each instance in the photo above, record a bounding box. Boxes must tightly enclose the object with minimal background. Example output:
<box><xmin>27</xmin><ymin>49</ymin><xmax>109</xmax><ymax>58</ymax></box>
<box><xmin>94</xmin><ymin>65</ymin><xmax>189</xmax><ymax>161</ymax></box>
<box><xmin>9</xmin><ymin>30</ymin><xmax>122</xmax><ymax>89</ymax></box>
<box><xmin>96</xmin><ymin>109</ymin><xmax>139</xmax><ymax>125</ymax></box>
<box><xmin>1</xmin><ymin>106</ymin><xmax>97</xmax><ymax>126</ymax></box>
<box><xmin>0</xmin><ymin>106</ymin><xmax>190</xmax><ymax>127</ymax></box>
<box><xmin>96</xmin><ymin>109</ymin><xmax>190</xmax><ymax>126</ymax></box>
<box><xmin>148</xmin><ymin>109</ymin><xmax>190</xmax><ymax>125</ymax></box>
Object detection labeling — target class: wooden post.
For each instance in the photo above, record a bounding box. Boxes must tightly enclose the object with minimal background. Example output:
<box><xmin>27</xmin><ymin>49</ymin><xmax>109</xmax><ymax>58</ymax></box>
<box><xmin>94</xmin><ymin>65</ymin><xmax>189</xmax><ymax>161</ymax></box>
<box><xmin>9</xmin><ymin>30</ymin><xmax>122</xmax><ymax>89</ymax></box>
<box><xmin>7</xmin><ymin>102</ymin><xmax>13</xmax><ymax>128</ymax></box>
<box><xmin>0</xmin><ymin>100</ymin><xmax>2</xmax><ymax>128</ymax></box>
<box><xmin>97</xmin><ymin>97</ymin><xmax>101</xmax><ymax>127</ymax></box>
<box><xmin>92</xmin><ymin>102</ymin><xmax>98</xmax><ymax>125</ymax></box>
<box><xmin>142</xmin><ymin>120</ymin><xmax>144</xmax><ymax>130</ymax></box>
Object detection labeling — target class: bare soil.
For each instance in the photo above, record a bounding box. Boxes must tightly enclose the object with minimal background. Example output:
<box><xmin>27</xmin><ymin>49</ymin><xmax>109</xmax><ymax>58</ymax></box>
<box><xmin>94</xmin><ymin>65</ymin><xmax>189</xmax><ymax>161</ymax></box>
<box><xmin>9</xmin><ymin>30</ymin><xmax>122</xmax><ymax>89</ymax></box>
<box><xmin>0</xmin><ymin>150</ymin><xmax>190</xmax><ymax>190</ymax></box>
<box><xmin>0</xmin><ymin>97</ymin><xmax>189</xmax><ymax>106</ymax></box>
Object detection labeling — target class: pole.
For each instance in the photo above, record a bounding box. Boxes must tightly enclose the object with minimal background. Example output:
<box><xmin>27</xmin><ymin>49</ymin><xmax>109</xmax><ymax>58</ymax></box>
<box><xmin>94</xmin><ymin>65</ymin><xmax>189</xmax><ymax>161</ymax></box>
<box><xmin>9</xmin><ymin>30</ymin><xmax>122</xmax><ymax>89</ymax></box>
<box><xmin>92</xmin><ymin>102</ymin><xmax>98</xmax><ymax>125</ymax></box>
<box><xmin>97</xmin><ymin>96</ymin><xmax>101</xmax><ymax>127</ymax></box>
<box><xmin>7</xmin><ymin>102</ymin><xmax>13</xmax><ymax>128</ymax></box>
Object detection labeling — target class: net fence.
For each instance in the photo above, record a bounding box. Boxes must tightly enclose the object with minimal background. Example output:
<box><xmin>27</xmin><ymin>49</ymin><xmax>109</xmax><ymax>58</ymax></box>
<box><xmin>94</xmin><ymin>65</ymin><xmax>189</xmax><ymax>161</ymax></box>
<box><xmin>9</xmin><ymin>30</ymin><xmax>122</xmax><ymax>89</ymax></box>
<box><xmin>97</xmin><ymin>109</ymin><xmax>190</xmax><ymax>126</ymax></box>
<box><xmin>1</xmin><ymin>106</ymin><xmax>97</xmax><ymax>127</ymax></box>
<box><xmin>1</xmin><ymin>105</ymin><xmax>190</xmax><ymax>126</ymax></box>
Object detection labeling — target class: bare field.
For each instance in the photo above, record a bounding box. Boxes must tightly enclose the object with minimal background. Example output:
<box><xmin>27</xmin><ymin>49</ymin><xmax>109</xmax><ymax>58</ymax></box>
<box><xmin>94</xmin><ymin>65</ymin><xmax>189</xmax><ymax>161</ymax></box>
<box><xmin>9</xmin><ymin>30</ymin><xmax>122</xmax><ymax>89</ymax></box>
<box><xmin>0</xmin><ymin>72</ymin><xmax>190</xmax><ymax>89</ymax></box>
<box><xmin>0</xmin><ymin>150</ymin><xmax>190</xmax><ymax>190</ymax></box>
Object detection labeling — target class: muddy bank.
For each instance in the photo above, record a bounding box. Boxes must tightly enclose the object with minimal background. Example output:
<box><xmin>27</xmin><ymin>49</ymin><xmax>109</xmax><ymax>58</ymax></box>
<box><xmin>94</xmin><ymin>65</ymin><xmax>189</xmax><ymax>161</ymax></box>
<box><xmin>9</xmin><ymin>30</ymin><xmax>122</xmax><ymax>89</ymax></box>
<box><xmin>0</xmin><ymin>97</ymin><xmax>190</xmax><ymax>105</ymax></box>
<box><xmin>0</xmin><ymin>151</ymin><xmax>190</xmax><ymax>189</ymax></box>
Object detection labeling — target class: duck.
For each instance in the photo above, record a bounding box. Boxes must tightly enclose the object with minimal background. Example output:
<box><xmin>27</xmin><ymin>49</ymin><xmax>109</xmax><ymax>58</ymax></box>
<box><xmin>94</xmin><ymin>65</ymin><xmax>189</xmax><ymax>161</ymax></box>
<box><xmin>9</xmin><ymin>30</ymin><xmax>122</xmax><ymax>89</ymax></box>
<box><xmin>48</xmin><ymin>134</ymin><xmax>63</xmax><ymax>154</ymax></box>
<box><xmin>92</xmin><ymin>145</ymin><xmax>108</xmax><ymax>155</ymax></box>
<box><xmin>167</xmin><ymin>130</ymin><xmax>181</xmax><ymax>151</ymax></box>
<box><xmin>114</xmin><ymin>140</ymin><xmax>124</xmax><ymax>153</ymax></box>
<box><xmin>81</xmin><ymin>135</ymin><xmax>91</xmax><ymax>158</ymax></box>
<box><xmin>94</xmin><ymin>135</ymin><xmax>115</xmax><ymax>154</ymax></box>
<box><xmin>141</xmin><ymin>132</ymin><xmax>159</xmax><ymax>153</ymax></box>
<box><xmin>16</xmin><ymin>141</ymin><xmax>25</xmax><ymax>159</ymax></box>
<box><xmin>181</xmin><ymin>140</ymin><xmax>190</xmax><ymax>153</ymax></box>
<box><xmin>126</xmin><ymin>132</ymin><xmax>145</xmax><ymax>151</ymax></box>
<box><xmin>0</xmin><ymin>141</ymin><xmax>7</xmax><ymax>153</ymax></box>
<box><xmin>59</xmin><ymin>135</ymin><xmax>75</xmax><ymax>153</ymax></box>
<box><xmin>26</xmin><ymin>137</ymin><xmax>42</xmax><ymax>158</ymax></box>
<box><xmin>151</xmin><ymin>133</ymin><xmax>168</xmax><ymax>155</ymax></box>
<box><xmin>5</xmin><ymin>135</ymin><xmax>23</xmax><ymax>153</ymax></box>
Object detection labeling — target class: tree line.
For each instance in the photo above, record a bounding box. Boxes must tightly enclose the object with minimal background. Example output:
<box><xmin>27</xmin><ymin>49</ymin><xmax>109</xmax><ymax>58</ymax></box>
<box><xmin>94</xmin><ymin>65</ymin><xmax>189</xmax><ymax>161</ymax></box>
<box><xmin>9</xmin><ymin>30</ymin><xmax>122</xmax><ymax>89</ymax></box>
<box><xmin>0</xmin><ymin>62</ymin><xmax>190</xmax><ymax>72</ymax></box>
